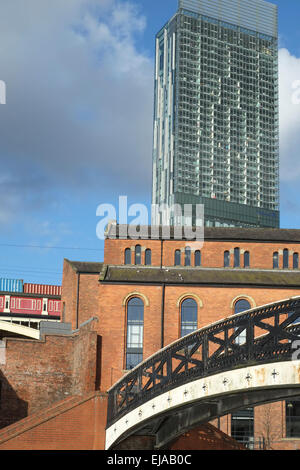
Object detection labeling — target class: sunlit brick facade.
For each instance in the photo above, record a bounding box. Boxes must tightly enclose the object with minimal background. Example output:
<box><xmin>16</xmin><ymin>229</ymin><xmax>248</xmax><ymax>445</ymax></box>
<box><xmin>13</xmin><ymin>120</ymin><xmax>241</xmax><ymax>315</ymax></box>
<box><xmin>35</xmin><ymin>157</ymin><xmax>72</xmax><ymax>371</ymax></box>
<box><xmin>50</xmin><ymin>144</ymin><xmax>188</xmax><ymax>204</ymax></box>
<box><xmin>60</xmin><ymin>225</ymin><xmax>300</xmax><ymax>449</ymax></box>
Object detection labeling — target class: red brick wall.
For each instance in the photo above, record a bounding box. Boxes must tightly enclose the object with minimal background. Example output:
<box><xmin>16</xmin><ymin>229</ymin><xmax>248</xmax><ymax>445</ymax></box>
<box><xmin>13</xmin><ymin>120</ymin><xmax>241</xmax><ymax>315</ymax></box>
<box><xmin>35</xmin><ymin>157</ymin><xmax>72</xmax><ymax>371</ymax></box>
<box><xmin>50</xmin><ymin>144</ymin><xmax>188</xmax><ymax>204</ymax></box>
<box><xmin>104</xmin><ymin>237</ymin><xmax>300</xmax><ymax>270</ymax></box>
<box><xmin>59</xmin><ymin>237</ymin><xmax>300</xmax><ymax>450</ymax></box>
<box><xmin>61</xmin><ymin>258</ymin><xmax>78</xmax><ymax>326</ymax></box>
<box><xmin>77</xmin><ymin>274</ymin><xmax>100</xmax><ymax>327</ymax></box>
<box><xmin>97</xmin><ymin>284</ymin><xmax>162</xmax><ymax>390</ymax></box>
<box><xmin>169</xmin><ymin>424</ymin><xmax>245</xmax><ymax>450</ymax></box>
<box><xmin>0</xmin><ymin>320</ymin><xmax>98</xmax><ymax>429</ymax></box>
<box><xmin>96</xmin><ymin>283</ymin><xmax>300</xmax><ymax>391</ymax></box>
<box><xmin>61</xmin><ymin>260</ymin><xmax>100</xmax><ymax>329</ymax></box>
<box><xmin>0</xmin><ymin>392</ymin><xmax>108</xmax><ymax>450</ymax></box>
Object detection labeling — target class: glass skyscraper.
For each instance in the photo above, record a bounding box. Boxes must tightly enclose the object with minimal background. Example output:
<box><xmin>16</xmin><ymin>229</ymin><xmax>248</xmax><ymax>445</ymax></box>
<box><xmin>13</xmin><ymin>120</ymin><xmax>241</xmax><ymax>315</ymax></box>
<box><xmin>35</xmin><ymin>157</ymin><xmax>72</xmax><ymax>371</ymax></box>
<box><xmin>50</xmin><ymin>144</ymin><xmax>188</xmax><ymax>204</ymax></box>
<box><xmin>152</xmin><ymin>0</ymin><xmax>279</xmax><ymax>228</ymax></box>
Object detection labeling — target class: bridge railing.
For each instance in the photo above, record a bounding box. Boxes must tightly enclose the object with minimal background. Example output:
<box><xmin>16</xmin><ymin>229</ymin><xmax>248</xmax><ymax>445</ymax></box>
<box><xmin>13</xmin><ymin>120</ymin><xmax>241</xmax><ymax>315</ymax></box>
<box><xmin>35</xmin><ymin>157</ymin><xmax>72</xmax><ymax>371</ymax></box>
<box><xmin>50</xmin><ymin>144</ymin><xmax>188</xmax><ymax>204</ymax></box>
<box><xmin>107</xmin><ymin>297</ymin><xmax>300</xmax><ymax>428</ymax></box>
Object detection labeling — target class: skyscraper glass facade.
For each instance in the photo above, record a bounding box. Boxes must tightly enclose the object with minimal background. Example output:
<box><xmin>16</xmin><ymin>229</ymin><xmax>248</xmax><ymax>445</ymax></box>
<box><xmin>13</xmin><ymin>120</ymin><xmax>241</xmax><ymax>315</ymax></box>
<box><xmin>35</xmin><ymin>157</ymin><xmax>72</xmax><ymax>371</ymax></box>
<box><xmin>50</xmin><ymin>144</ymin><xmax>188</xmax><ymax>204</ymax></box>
<box><xmin>152</xmin><ymin>0</ymin><xmax>279</xmax><ymax>228</ymax></box>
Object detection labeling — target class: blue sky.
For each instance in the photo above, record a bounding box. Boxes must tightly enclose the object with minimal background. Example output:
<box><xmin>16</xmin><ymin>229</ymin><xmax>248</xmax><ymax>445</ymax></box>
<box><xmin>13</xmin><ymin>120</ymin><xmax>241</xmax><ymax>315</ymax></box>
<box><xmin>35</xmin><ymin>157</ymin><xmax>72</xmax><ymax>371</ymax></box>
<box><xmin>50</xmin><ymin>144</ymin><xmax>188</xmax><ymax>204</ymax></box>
<box><xmin>0</xmin><ymin>0</ymin><xmax>300</xmax><ymax>285</ymax></box>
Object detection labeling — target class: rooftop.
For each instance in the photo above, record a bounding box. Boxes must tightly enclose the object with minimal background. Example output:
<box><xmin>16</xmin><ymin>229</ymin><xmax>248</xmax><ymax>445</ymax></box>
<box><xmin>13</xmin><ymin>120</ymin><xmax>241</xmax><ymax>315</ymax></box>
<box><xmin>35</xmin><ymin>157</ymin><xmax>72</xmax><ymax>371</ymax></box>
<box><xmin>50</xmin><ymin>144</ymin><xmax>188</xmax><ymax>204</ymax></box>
<box><xmin>65</xmin><ymin>260</ymin><xmax>103</xmax><ymax>274</ymax></box>
<box><xmin>105</xmin><ymin>225</ymin><xmax>300</xmax><ymax>243</ymax></box>
<box><xmin>100</xmin><ymin>265</ymin><xmax>300</xmax><ymax>288</ymax></box>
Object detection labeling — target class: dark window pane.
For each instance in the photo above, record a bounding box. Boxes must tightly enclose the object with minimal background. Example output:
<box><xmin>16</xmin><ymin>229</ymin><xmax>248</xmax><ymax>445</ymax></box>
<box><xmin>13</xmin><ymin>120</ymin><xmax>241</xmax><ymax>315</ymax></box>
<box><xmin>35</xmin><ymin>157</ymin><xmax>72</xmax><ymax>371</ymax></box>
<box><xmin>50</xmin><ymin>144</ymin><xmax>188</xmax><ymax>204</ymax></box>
<box><xmin>195</xmin><ymin>250</ymin><xmax>201</xmax><ymax>267</ymax></box>
<box><xmin>234</xmin><ymin>299</ymin><xmax>251</xmax><ymax>345</ymax></box>
<box><xmin>175</xmin><ymin>250</ymin><xmax>181</xmax><ymax>266</ymax></box>
<box><xmin>244</xmin><ymin>251</ymin><xmax>250</xmax><ymax>268</ymax></box>
<box><xmin>293</xmin><ymin>253</ymin><xmax>299</xmax><ymax>269</ymax></box>
<box><xmin>234</xmin><ymin>247</ymin><xmax>240</xmax><ymax>268</ymax></box>
<box><xmin>224</xmin><ymin>251</ymin><xmax>230</xmax><ymax>268</ymax></box>
<box><xmin>126</xmin><ymin>353</ymin><xmax>143</xmax><ymax>370</ymax></box>
<box><xmin>181</xmin><ymin>298</ymin><xmax>197</xmax><ymax>337</ymax></box>
<box><xmin>145</xmin><ymin>249</ymin><xmax>152</xmax><ymax>266</ymax></box>
<box><xmin>126</xmin><ymin>297</ymin><xmax>144</xmax><ymax>369</ymax></box>
<box><xmin>273</xmin><ymin>252</ymin><xmax>279</xmax><ymax>269</ymax></box>
<box><xmin>234</xmin><ymin>299</ymin><xmax>251</xmax><ymax>315</ymax></box>
<box><xmin>283</xmin><ymin>249</ymin><xmax>289</xmax><ymax>269</ymax></box>
<box><xmin>125</xmin><ymin>248</ymin><xmax>131</xmax><ymax>265</ymax></box>
<box><xmin>231</xmin><ymin>407</ymin><xmax>254</xmax><ymax>449</ymax></box>
<box><xmin>286</xmin><ymin>400</ymin><xmax>300</xmax><ymax>438</ymax></box>
<box><xmin>135</xmin><ymin>245</ymin><xmax>141</xmax><ymax>265</ymax></box>
<box><xmin>185</xmin><ymin>247</ymin><xmax>191</xmax><ymax>266</ymax></box>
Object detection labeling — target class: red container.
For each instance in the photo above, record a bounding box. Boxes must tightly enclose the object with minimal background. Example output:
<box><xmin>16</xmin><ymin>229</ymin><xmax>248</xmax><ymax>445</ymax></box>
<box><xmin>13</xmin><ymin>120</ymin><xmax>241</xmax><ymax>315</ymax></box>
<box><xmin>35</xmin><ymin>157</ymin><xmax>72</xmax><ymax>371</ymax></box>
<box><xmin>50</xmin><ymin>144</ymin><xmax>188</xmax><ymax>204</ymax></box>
<box><xmin>23</xmin><ymin>283</ymin><xmax>62</xmax><ymax>296</ymax></box>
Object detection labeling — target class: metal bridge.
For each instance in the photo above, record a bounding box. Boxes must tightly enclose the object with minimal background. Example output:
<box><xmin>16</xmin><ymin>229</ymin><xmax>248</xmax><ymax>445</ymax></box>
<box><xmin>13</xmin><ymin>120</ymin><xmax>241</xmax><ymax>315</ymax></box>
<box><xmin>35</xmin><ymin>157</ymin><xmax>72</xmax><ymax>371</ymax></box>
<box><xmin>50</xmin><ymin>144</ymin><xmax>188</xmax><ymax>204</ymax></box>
<box><xmin>0</xmin><ymin>319</ymin><xmax>41</xmax><ymax>340</ymax></box>
<box><xmin>106</xmin><ymin>296</ymin><xmax>300</xmax><ymax>449</ymax></box>
<box><xmin>0</xmin><ymin>317</ymin><xmax>62</xmax><ymax>341</ymax></box>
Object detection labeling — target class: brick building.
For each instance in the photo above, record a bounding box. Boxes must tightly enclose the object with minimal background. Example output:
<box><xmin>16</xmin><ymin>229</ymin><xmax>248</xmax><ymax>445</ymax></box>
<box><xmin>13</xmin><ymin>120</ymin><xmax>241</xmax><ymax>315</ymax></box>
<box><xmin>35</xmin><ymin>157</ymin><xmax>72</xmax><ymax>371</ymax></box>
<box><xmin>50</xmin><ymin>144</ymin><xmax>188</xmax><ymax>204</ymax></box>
<box><xmin>1</xmin><ymin>225</ymin><xmax>300</xmax><ymax>449</ymax></box>
<box><xmin>61</xmin><ymin>224</ymin><xmax>300</xmax><ymax>449</ymax></box>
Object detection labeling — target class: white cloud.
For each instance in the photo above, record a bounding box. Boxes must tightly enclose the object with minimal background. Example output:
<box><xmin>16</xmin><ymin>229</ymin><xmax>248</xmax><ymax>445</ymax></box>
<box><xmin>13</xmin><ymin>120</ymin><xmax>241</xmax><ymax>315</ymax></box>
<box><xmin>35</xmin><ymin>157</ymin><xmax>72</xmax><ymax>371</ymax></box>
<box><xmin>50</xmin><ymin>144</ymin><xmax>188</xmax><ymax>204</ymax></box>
<box><xmin>0</xmin><ymin>0</ymin><xmax>154</xmax><ymax>224</ymax></box>
<box><xmin>279</xmin><ymin>48</ymin><xmax>300</xmax><ymax>181</ymax></box>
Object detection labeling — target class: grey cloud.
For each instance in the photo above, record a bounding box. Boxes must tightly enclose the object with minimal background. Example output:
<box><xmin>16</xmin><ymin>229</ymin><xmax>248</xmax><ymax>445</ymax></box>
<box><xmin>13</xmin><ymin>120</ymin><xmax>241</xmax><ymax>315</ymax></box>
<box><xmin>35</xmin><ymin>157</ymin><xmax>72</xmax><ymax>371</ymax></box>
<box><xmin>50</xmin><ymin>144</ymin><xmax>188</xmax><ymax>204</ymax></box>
<box><xmin>0</xmin><ymin>0</ymin><xmax>154</xmax><ymax>224</ymax></box>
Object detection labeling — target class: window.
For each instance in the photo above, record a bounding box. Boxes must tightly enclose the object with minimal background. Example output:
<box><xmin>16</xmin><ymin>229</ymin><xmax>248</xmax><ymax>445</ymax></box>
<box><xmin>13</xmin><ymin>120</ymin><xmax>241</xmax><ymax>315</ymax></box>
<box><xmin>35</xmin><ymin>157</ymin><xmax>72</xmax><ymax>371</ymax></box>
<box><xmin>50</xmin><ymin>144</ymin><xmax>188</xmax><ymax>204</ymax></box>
<box><xmin>195</xmin><ymin>250</ymin><xmax>201</xmax><ymax>267</ymax></box>
<box><xmin>244</xmin><ymin>251</ymin><xmax>250</xmax><ymax>268</ymax></box>
<box><xmin>232</xmin><ymin>297</ymin><xmax>254</xmax><ymax>448</ymax></box>
<box><xmin>180</xmin><ymin>298</ymin><xmax>198</xmax><ymax>337</ymax></box>
<box><xmin>145</xmin><ymin>249</ymin><xmax>152</xmax><ymax>266</ymax></box>
<box><xmin>175</xmin><ymin>250</ymin><xmax>181</xmax><ymax>266</ymax></box>
<box><xmin>185</xmin><ymin>247</ymin><xmax>191</xmax><ymax>267</ymax></box>
<box><xmin>224</xmin><ymin>251</ymin><xmax>230</xmax><ymax>268</ymax></box>
<box><xmin>135</xmin><ymin>245</ymin><xmax>141</xmax><ymax>265</ymax></box>
<box><xmin>283</xmin><ymin>249</ymin><xmax>289</xmax><ymax>269</ymax></box>
<box><xmin>235</xmin><ymin>299</ymin><xmax>251</xmax><ymax>314</ymax></box>
<box><xmin>126</xmin><ymin>297</ymin><xmax>144</xmax><ymax>370</ymax></box>
<box><xmin>231</xmin><ymin>407</ymin><xmax>254</xmax><ymax>449</ymax></box>
<box><xmin>234</xmin><ymin>248</ymin><xmax>240</xmax><ymax>268</ymax></box>
<box><xmin>286</xmin><ymin>399</ymin><xmax>300</xmax><ymax>438</ymax></box>
<box><xmin>234</xmin><ymin>299</ymin><xmax>251</xmax><ymax>345</ymax></box>
<box><xmin>125</xmin><ymin>248</ymin><xmax>131</xmax><ymax>265</ymax></box>
<box><xmin>293</xmin><ymin>253</ymin><xmax>299</xmax><ymax>270</ymax></box>
<box><xmin>273</xmin><ymin>251</ymin><xmax>279</xmax><ymax>269</ymax></box>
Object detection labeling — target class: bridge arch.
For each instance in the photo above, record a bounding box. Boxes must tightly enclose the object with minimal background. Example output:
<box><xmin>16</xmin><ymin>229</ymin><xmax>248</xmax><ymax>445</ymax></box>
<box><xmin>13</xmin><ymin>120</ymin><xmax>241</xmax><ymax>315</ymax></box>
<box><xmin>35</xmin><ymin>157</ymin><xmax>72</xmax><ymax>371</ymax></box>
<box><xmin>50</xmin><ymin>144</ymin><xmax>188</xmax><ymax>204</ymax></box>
<box><xmin>0</xmin><ymin>320</ymin><xmax>40</xmax><ymax>340</ymax></box>
<box><xmin>106</xmin><ymin>296</ymin><xmax>300</xmax><ymax>449</ymax></box>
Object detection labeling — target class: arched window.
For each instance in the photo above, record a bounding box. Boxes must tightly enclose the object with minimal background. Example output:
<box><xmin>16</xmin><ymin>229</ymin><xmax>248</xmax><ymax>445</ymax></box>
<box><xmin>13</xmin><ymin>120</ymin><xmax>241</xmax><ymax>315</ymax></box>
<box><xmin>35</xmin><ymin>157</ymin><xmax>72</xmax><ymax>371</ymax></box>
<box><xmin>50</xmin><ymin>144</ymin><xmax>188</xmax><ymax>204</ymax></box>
<box><xmin>244</xmin><ymin>251</ymin><xmax>250</xmax><ymax>268</ymax></box>
<box><xmin>195</xmin><ymin>250</ymin><xmax>201</xmax><ymax>267</ymax></box>
<box><xmin>235</xmin><ymin>299</ymin><xmax>251</xmax><ymax>314</ymax></box>
<box><xmin>273</xmin><ymin>252</ymin><xmax>279</xmax><ymax>269</ymax></box>
<box><xmin>180</xmin><ymin>298</ymin><xmax>198</xmax><ymax>337</ymax></box>
<box><xmin>175</xmin><ymin>250</ymin><xmax>181</xmax><ymax>266</ymax></box>
<box><xmin>224</xmin><ymin>251</ymin><xmax>230</xmax><ymax>268</ymax></box>
<box><xmin>234</xmin><ymin>299</ymin><xmax>251</xmax><ymax>345</ymax></box>
<box><xmin>234</xmin><ymin>247</ymin><xmax>240</xmax><ymax>268</ymax></box>
<box><xmin>145</xmin><ymin>249</ymin><xmax>152</xmax><ymax>266</ymax></box>
<box><xmin>185</xmin><ymin>247</ymin><xmax>191</xmax><ymax>267</ymax></box>
<box><xmin>124</xmin><ymin>248</ymin><xmax>131</xmax><ymax>265</ymax></box>
<box><xmin>135</xmin><ymin>245</ymin><xmax>141</xmax><ymax>265</ymax></box>
<box><xmin>283</xmin><ymin>249</ymin><xmax>289</xmax><ymax>269</ymax></box>
<box><xmin>126</xmin><ymin>297</ymin><xmax>144</xmax><ymax>370</ymax></box>
<box><xmin>293</xmin><ymin>253</ymin><xmax>299</xmax><ymax>270</ymax></box>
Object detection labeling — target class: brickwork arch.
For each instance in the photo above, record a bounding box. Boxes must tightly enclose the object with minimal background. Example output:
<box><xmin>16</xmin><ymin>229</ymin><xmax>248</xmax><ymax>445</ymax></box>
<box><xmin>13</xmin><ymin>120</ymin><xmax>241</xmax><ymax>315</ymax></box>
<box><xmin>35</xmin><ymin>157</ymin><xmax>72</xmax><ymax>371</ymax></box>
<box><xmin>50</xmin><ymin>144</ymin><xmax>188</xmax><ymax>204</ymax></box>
<box><xmin>230</xmin><ymin>294</ymin><xmax>256</xmax><ymax>311</ymax></box>
<box><xmin>122</xmin><ymin>292</ymin><xmax>150</xmax><ymax>307</ymax></box>
<box><xmin>176</xmin><ymin>293</ymin><xmax>203</xmax><ymax>309</ymax></box>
